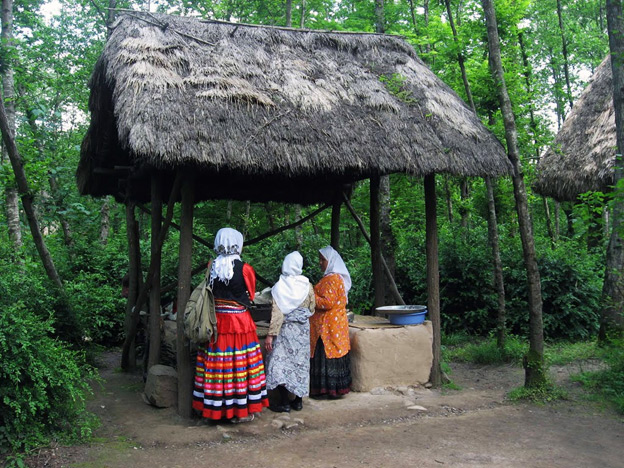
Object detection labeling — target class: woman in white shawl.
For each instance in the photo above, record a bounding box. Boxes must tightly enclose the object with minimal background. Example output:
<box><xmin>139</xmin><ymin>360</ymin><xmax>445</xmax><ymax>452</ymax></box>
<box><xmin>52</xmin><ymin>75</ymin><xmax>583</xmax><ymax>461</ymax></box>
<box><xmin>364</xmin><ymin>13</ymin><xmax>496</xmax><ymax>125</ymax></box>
<box><xmin>265</xmin><ymin>251</ymin><xmax>315</xmax><ymax>412</ymax></box>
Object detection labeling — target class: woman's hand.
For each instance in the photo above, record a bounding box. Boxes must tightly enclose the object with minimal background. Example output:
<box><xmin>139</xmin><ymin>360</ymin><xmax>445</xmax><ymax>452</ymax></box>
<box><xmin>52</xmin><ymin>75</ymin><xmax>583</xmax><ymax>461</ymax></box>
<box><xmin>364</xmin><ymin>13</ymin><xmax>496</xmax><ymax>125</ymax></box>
<box><xmin>265</xmin><ymin>335</ymin><xmax>274</xmax><ymax>352</ymax></box>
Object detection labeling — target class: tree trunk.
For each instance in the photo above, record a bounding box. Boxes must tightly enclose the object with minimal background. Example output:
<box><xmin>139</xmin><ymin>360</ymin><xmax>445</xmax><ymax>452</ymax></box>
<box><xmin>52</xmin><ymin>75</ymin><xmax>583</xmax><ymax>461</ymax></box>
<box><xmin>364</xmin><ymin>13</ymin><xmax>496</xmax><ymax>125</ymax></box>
<box><xmin>0</xmin><ymin>99</ymin><xmax>67</xmax><ymax>295</ymax></box>
<box><xmin>543</xmin><ymin>197</ymin><xmax>556</xmax><ymax>248</ymax></box>
<box><xmin>107</xmin><ymin>0</ymin><xmax>117</xmax><ymax>37</ymax></box>
<box><xmin>243</xmin><ymin>201</ymin><xmax>251</xmax><ymax>237</ymax></box>
<box><xmin>176</xmin><ymin>172</ymin><xmax>195</xmax><ymax>418</ymax></box>
<box><xmin>444</xmin><ymin>176</ymin><xmax>453</xmax><ymax>223</ymax></box>
<box><xmin>555</xmin><ymin>201</ymin><xmax>561</xmax><ymax>239</ymax></box>
<box><xmin>485</xmin><ymin>176</ymin><xmax>506</xmax><ymax>348</ymax></box>
<box><xmin>49</xmin><ymin>174</ymin><xmax>74</xmax><ymax>249</ymax></box>
<box><xmin>599</xmin><ymin>0</ymin><xmax>624</xmax><ymax>341</ymax></box>
<box><xmin>556</xmin><ymin>0</ymin><xmax>574</xmax><ymax>111</ymax></box>
<box><xmin>550</xmin><ymin>52</ymin><xmax>565</xmax><ymax>129</ymax></box>
<box><xmin>148</xmin><ymin>174</ymin><xmax>163</xmax><ymax>370</ymax></box>
<box><xmin>295</xmin><ymin>204</ymin><xmax>303</xmax><ymax>248</ymax></box>
<box><xmin>459</xmin><ymin>179</ymin><xmax>470</xmax><ymax>229</ymax></box>
<box><xmin>265</xmin><ymin>202</ymin><xmax>276</xmax><ymax>231</ymax></box>
<box><xmin>285</xmin><ymin>0</ymin><xmax>292</xmax><ymax>27</ymax></box>
<box><xmin>370</xmin><ymin>175</ymin><xmax>385</xmax><ymax>310</ymax></box>
<box><xmin>518</xmin><ymin>32</ymin><xmax>540</xmax><ymax>159</ymax></box>
<box><xmin>331</xmin><ymin>199</ymin><xmax>341</xmax><ymax>250</ymax></box>
<box><xmin>375</xmin><ymin>0</ymin><xmax>384</xmax><ymax>33</ymax></box>
<box><xmin>299</xmin><ymin>0</ymin><xmax>306</xmax><ymax>28</ymax></box>
<box><xmin>2</xmin><ymin>0</ymin><xmax>21</xmax><ymax>257</ymax></box>
<box><xmin>100</xmin><ymin>197</ymin><xmax>111</xmax><ymax>245</ymax></box>
<box><xmin>444</xmin><ymin>0</ymin><xmax>474</xmax><ymax>110</ymax></box>
<box><xmin>425</xmin><ymin>174</ymin><xmax>442</xmax><ymax>387</ymax></box>
<box><xmin>482</xmin><ymin>0</ymin><xmax>546</xmax><ymax>388</ymax></box>
<box><xmin>226</xmin><ymin>200</ymin><xmax>232</xmax><ymax>222</ymax></box>
<box><xmin>407</xmin><ymin>0</ymin><xmax>418</xmax><ymax>32</ymax></box>
<box><xmin>448</xmin><ymin>8</ymin><xmax>506</xmax><ymax>345</ymax></box>
<box><xmin>380</xmin><ymin>175</ymin><xmax>398</xmax><ymax>304</ymax></box>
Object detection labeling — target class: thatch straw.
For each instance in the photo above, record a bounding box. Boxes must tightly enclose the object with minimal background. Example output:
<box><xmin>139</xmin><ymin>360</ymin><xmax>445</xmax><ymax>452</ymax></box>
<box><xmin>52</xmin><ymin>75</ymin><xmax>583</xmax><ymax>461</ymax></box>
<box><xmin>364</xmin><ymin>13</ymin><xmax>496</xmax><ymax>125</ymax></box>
<box><xmin>78</xmin><ymin>12</ymin><xmax>510</xmax><ymax>204</ymax></box>
<box><xmin>533</xmin><ymin>56</ymin><xmax>616</xmax><ymax>202</ymax></box>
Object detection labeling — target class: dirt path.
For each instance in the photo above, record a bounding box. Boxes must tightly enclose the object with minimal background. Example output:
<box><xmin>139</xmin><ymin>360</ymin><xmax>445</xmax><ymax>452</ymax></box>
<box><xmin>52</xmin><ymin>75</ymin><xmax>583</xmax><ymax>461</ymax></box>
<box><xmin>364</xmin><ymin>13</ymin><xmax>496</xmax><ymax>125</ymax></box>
<box><xmin>25</xmin><ymin>352</ymin><xmax>623</xmax><ymax>468</ymax></box>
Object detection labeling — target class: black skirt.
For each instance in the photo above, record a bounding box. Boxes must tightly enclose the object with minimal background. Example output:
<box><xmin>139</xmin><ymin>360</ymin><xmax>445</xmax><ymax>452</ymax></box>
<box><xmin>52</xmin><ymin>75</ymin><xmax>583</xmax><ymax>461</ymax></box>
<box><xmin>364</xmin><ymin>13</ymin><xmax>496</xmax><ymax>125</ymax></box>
<box><xmin>309</xmin><ymin>338</ymin><xmax>351</xmax><ymax>397</ymax></box>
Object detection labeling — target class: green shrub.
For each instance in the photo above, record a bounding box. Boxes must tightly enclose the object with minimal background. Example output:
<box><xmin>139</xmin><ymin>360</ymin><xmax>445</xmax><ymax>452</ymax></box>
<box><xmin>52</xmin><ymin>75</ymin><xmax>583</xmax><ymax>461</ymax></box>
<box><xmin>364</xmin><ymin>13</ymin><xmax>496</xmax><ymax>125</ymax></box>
<box><xmin>65</xmin><ymin>271</ymin><xmax>125</xmax><ymax>345</ymax></box>
<box><xmin>0</xmin><ymin>304</ymin><xmax>98</xmax><ymax>455</ymax></box>
<box><xmin>502</xmin><ymin>240</ymin><xmax>602</xmax><ymax>341</ymax></box>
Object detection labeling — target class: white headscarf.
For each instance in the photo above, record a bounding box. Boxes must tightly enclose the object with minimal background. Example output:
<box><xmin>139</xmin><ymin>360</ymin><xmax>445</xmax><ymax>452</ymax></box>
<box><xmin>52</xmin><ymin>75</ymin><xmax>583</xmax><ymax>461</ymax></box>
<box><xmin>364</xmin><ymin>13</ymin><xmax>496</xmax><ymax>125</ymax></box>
<box><xmin>271</xmin><ymin>251</ymin><xmax>310</xmax><ymax>315</ymax></box>
<box><xmin>210</xmin><ymin>227</ymin><xmax>244</xmax><ymax>286</ymax></box>
<box><xmin>319</xmin><ymin>245</ymin><xmax>352</xmax><ymax>297</ymax></box>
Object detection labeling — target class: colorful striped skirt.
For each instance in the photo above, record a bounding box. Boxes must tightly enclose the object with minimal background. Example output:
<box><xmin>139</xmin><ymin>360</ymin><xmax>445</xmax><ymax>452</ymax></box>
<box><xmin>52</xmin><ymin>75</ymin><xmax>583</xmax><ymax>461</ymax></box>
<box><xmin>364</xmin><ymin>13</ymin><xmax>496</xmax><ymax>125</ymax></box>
<box><xmin>192</xmin><ymin>300</ymin><xmax>269</xmax><ymax>420</ymax></box>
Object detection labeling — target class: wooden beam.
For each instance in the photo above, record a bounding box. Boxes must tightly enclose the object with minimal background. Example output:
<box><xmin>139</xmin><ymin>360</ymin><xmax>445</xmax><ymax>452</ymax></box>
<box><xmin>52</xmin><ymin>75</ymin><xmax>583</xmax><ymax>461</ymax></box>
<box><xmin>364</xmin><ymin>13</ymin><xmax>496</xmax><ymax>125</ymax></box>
<box><xmin>176</xmin><ymin>171</ymin><xmax>194</xmax><ymax>419</ymax></box>
<box><xmin>147</xmin><ymin>173</ymin><xmax>163</xmax><ymax>370</ymax></box>
<box><xmin>425</xmin><ymin>174</ymin><xmax>442</xmax><ymax>387</ymax></box>
<box><xmin>121</xmin><ymin>173</ymin><xmax>183</xmax><ymax>370</ymax></box>
<box><xmin>245</xmin><ymin>203</ymin><xmax>331</xmax><ymax>246</ymax></box>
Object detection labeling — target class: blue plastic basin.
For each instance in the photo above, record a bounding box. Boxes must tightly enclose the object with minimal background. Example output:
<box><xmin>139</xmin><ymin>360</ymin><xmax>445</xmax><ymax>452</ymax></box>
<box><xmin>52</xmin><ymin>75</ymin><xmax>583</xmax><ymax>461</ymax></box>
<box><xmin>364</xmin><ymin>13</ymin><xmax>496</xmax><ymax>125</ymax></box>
<box><xmin>388</xmin><ymin>310</ymin><xmax>427</xmax><ymax>325</ymax></box>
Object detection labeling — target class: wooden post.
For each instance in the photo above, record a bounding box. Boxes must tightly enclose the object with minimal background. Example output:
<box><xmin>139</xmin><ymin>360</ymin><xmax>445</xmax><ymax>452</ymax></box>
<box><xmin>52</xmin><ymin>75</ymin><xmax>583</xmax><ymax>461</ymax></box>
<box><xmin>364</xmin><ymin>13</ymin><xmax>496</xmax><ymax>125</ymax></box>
<box><xmin>147</xmin><ymin>173</ymin><xmax>163</xmax><ymax>370</ymax></box>
<box><xmin>124</xmin><ymin>202</ymin><xmax>140</xmax><ymax>371</ymax></box>
<box><xmin>370</xmin><ymin>175</ymin><xmax>385</xmax><ymax>310</ymax></box>
<box><xmin>331</xmin><ymin>198</ymin><xmax>341</xmax><ymax>250</ymax></box>
<box><xmin>425</xmin><ymin>174</ymin><xmax>442</xmax><ymax>386</ymax></box>
<box><xmin>176</xmin><ymin>171</ymin><xmax>194</xmax><ymax>418</ymax></box>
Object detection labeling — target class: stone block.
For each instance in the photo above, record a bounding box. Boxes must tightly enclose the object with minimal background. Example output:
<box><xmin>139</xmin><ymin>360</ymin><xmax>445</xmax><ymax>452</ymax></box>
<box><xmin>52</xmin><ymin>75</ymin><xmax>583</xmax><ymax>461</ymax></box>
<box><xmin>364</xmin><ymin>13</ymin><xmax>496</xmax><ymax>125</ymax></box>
<box><xmin>144</xmin><ymin>364</ymin><xmax>178</xmax><ymax>408</ymax></box>
<box><xmin>349</xmin><ymin>321</ymin><xmax>433</xmax><ymax>392</ymax></box>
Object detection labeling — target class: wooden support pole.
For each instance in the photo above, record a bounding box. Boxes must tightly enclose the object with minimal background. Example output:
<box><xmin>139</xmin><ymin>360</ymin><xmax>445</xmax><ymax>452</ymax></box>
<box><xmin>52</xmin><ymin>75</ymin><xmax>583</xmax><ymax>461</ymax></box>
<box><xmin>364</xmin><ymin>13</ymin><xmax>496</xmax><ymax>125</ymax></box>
<box><xmin>176</xmin><ymin>171</ymin><xmax>194</xmax><ymax>419</ymax></box>
<box><xmin>331</xmin><ymin>199</ymin><xmax>341</xmax><ymax>250</ymax></box>
<box><xmin>147</xmin><ymin>173</ymin><xmax>163</xmax><ymax>370</ymax></box>
<box><xmin>425</xmin><ymin>174</ymin><xmax>442</xmax><ymax>387</ymax></box>
<box><xmin>120</xmin><ymin>174</ymin><xmax>182</xmax><ymax>370</ymax></box>
<box><xmin>124</xmin><ymin>202</ymin><xmax>140</xmax><ymax>371</ymax></box>
<box><xmin>370</xmin><ymin>175</ymin><xmax>385</xmax><ymax>310</ymax></box>
<box><xmin>342</xmin><ymin>193</ymin><xmax>405</xmax><ymax>305</ymax></box>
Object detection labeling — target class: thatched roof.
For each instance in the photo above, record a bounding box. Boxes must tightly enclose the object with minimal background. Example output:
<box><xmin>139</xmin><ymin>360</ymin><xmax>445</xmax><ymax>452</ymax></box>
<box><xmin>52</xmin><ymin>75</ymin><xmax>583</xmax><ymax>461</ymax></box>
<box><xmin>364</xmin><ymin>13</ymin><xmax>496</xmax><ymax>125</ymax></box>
<box><xmin>533</xmin><ymin>56</ymin><xmax>616</xmax><ymax>202</ymax></box>
<box><xmin>77</xmin><ymin>12</ymin><xmax>510</xmax><ymax>204</ymax></box>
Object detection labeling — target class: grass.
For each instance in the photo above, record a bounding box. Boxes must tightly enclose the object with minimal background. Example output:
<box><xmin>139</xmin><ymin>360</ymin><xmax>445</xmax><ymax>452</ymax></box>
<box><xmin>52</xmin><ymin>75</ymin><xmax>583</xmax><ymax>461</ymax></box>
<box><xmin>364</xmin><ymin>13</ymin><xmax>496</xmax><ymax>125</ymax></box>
<box><xmin>442</xmin><ymin>334</ymin><xmax>624</xmax><ymax>414</ymax></box>
<box><xmin>442</xmin><ymin>334</ymin><xmax>526</xmax><ymax>365</ymax></box>
<box><xmin>508</xmin><ymin>383</ymin><xmax>569</xmax><ymax>404</ymax></box>
<box><xmin>544</xmin><ymin>341</ymin><xmax>599</xmax><ymax>366</ymax></box>
<box><xmin>569</xmin><ymin>340</ymin><xmax>624</xmax><ymax>414</ymax></box>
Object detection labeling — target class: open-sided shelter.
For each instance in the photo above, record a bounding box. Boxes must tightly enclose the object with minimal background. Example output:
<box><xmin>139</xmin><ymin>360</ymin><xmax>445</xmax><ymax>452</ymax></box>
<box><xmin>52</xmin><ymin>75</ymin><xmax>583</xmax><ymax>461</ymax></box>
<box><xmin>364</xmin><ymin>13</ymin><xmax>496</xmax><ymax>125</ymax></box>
<box><xmin>77</xmin><ymin>11</ymin><xmax>511</xmax><ymax>416</ymax></box>
<box><xmin>533</xmin><ymin>56</ymin><xmax>616</xmax><ymax>201</ymax></box>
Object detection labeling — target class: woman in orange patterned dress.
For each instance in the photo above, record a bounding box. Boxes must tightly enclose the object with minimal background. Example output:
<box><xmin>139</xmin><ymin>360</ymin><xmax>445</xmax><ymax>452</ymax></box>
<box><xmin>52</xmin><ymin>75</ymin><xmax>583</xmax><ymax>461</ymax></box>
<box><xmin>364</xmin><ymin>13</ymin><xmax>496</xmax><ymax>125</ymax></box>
<box><xmin>309</xmin><ymin>245</ymin><xmax>352</xmax><ymax>398</ymax></box>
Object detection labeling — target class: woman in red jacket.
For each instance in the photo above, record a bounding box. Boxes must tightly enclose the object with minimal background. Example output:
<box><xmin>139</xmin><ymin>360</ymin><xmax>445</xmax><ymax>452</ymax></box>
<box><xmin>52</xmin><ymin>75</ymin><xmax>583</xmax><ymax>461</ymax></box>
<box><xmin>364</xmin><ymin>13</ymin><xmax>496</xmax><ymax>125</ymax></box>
<box><xmin>192</xmin><ymin>228</ymin><xmax>269</xmax><ymax>423</ymax></box>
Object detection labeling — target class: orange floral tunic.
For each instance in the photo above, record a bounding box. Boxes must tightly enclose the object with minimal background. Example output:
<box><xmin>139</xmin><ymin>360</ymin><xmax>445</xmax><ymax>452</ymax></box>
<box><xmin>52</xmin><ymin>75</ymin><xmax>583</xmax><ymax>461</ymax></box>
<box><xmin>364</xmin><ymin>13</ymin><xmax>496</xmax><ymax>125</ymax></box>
<box><xmin>310</xmin><ymin>273</ymin><xmax>350</xmax><ymax>359</ymax></box>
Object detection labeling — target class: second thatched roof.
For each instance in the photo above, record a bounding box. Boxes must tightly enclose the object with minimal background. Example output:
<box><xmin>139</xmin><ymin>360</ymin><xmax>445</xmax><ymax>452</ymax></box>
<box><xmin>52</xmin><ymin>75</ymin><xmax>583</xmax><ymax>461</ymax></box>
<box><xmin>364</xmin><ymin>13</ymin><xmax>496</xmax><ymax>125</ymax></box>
<box><xmin>78</xmin><ymin>12</ymin><xmax>510</xmax><ymax>204</ymax></box>
<box><xmin>533</xmin><ymin>56</ymin><xmax>616</xmax><ymax>202</ymax></box>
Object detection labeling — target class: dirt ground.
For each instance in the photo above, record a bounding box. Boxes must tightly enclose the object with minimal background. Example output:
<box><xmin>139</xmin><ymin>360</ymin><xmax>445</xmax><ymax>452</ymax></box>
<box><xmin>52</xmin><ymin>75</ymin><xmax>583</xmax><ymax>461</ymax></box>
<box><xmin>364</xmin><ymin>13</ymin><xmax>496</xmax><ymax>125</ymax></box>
<box><xmin>22</xmin><ymin>351</ymin><xmax>624</xmax><ymax>468</ymax></box>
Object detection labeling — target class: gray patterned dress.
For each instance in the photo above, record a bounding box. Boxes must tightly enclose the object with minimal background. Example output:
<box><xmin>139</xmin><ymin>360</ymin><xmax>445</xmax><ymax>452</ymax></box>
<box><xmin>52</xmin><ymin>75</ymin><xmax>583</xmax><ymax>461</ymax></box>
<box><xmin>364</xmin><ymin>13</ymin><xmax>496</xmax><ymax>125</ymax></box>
<box><xmin>265</xmin><ymin>286</ymin><xmax>315</xmax><ymax>397</ymax></box>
